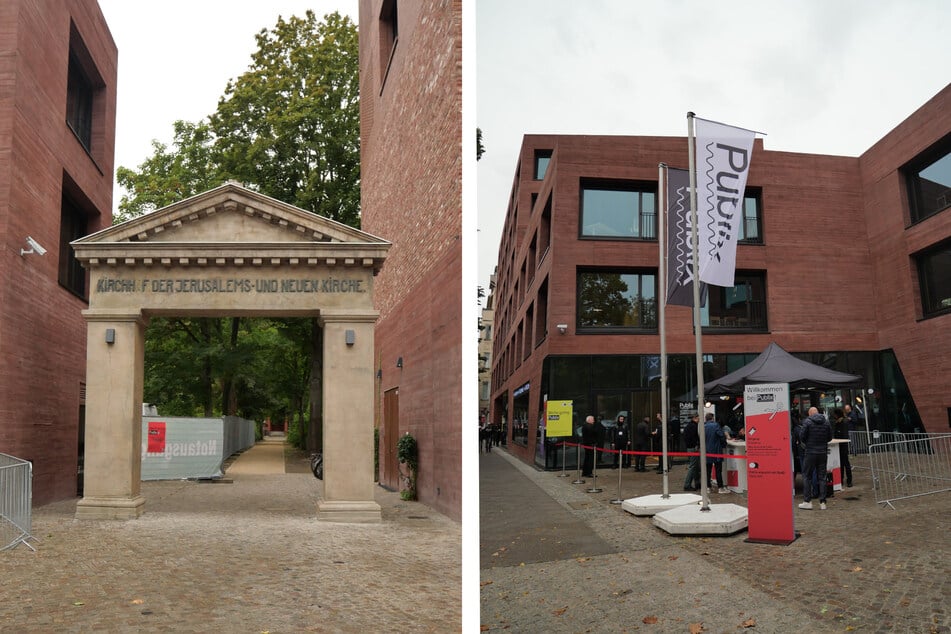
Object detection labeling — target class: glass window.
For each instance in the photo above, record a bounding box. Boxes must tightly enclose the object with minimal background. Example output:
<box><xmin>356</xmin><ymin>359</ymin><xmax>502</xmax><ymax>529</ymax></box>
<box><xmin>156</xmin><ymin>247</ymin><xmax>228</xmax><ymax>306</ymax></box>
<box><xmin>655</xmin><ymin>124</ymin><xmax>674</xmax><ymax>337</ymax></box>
<box><xmin>738</xmin><ymin>191</ymin><xmax>762</xmax><ymax>243</ymax></box>
<box><xmin>66</xmin><ymin>53</ymin><xmax>94</xmax><ymax>151</ymax></box>
<box><xmin>916</xmin><ymin>239</ymin><xmax>951</xmax><ymax>318</ymax></box>
<box><xmin>701</xmin><ymin>272</ymin><xmax>767</xmax><ymax>330</ymax></box>
<box><xmin>534</xmin><ymin>150</ymin><xmax>552</xmax><ymax>180</ymax></box>
<box><xmin>580</xmin><ymin>181</ymin><xmax>656</xmax><ymax>239</ymax></box>
<box><xmin>512</xmin><ymin>383</ymin><xmax>530</xmax><ymax>447</ymax></box>
<box><xmin>59</xmin><ymin>191</ymin><xmax>89</xmax><ymax>299</ymax></box>
<box><xmin>906</xmin><ymin>139</ymin><xmax>951</xmax><ymax>223</ymax></box>
<box><xmin>577</xmin><ymin>270</ymin><xmax>657</xmax><ymax>329</ymax></box>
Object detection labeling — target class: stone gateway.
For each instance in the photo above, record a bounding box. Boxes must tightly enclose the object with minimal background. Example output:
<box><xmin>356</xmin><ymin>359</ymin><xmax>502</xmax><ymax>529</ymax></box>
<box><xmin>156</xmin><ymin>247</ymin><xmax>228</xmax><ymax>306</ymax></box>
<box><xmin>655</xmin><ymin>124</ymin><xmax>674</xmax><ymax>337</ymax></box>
<box><xmin>71</xmin><ymin>182</ymin><xmax>389</xmax><ymax>523</ymax></box>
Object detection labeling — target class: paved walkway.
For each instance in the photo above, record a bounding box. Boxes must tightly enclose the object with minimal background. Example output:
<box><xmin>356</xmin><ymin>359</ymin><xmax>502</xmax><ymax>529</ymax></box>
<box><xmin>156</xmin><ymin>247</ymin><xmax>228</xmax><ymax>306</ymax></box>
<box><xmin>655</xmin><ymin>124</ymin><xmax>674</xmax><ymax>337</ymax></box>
<box><xmin>2</xmin><ymin>436</ymin><xmax>461</xmax><ymax>633</ymax></box>
<box><xmin>480</xmin><ymin>448</ymin><xmax>950</xmax><ymax>633</ymax></box>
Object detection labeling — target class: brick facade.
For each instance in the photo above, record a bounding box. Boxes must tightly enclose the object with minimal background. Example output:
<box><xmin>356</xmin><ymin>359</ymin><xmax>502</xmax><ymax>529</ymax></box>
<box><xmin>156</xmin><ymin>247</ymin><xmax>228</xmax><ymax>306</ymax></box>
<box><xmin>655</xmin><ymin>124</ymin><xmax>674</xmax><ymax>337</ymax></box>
<box><xmin>358</xmin><ymin>0</ymin><xmax>462</xmax><ymax>520</ymax></box>
<box><xmin>491</xmin><ymin>85</ymin><xmax>951</xmax><ymax>465</ymax></box>
<box><xmin>0</xmin><ymin>0</ymin><xmax>116</xmax><ymax>504</ymax></box>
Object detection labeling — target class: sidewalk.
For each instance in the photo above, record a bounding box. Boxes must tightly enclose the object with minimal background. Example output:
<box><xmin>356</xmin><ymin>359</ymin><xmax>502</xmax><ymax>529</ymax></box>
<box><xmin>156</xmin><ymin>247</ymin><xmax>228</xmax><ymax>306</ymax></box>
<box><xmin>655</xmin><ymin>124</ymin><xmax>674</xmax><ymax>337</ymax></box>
<box><xmin>2</xmin><ymin>437</ymin><xmax>461</xmax><ymax>633</ymax></box>
<box><xmin>480</xmin><ymin>447</ymin><xmax>950</xmax><ymax>633</ymax></box>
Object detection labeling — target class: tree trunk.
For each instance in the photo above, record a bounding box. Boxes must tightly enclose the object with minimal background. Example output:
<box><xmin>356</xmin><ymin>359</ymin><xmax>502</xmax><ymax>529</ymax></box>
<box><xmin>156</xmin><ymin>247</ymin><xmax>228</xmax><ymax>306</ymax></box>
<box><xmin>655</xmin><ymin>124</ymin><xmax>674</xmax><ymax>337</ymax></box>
<box><xmin>308</xmin><ymin>318</ymin><xmax>323</xmax><ymax>452</ymax></box>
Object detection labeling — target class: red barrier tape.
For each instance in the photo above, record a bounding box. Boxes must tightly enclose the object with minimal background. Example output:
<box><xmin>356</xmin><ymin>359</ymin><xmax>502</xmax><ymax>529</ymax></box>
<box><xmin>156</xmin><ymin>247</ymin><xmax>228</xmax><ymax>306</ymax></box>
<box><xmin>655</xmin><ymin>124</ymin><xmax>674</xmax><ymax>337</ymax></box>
<box><xmin>557</xmin><ymin>440</ymin><xmax>744</xmax><ymax>461</ymax></box>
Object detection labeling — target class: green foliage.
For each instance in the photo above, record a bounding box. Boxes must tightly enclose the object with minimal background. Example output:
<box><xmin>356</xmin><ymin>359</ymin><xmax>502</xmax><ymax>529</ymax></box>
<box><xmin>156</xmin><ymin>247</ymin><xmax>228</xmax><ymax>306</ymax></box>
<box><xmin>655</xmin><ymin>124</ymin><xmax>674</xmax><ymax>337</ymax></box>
<box><xmin>476</xmin><ymin>127</ymin><xmax>485</xmax><ymax>161</ymax></box>
<box><xmin>115</xmin><ymin>120</ymin><xmax>222</xmax><ymax>224</ymax></box>
<box><xmin>396</xmin><ymin>432</ymin><xmax>418</xmax><ymax>500</ymax></box>
<box><xmin>210</xmin><ymin>11</ymin><xmax>360</xmax><ymax>227</ymax></box>
<box><xmin>114</xmin><ymin>11</ymin><xmax>359</xmax><ymax>444</ymax></box>
<box><xmin>286</xmin><ymin>416</ymin><xmax>303</xmax><ymax>448</ymax></box>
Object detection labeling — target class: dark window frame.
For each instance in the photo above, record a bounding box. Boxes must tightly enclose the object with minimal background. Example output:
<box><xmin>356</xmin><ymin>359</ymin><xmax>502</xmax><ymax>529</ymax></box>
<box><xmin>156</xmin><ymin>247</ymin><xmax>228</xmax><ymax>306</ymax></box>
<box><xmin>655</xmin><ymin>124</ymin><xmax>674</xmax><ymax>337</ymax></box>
<box><xmin>534</xmin><ymin>149</ymin><xmax>552</xmax><ymax>180</ymax></box>
<box><xmin>701</xmin><ymin>270</ymin><xmax>768</xmax><ymax>332</ymax></box>
<box><xmin>576</xmin><ymin>268</ymin><xmax>658</xmax><ymax>333</ymax></box>
<box><xmin>915</xmin><ymin>238</ymin><xmax>951</xmax><ymax>319</ymax></box>
<box><xmin>378</xmin><ymin>0</ymin><xmax>399</xmax><ymax>93</ymax></box>
<box><xmin>579</xmin><ymin>178</ymin><xmax>657</xmax><ymax>241</ymax></box>
<box><xmin>738</xmin><ymin>188</ymin><xmax>764</xmax><ymax>244</ymax></box>
<box><xmin>904</xmin><ymin>132</ymin><xmax>951</xmax><ymax>225</ymax></box>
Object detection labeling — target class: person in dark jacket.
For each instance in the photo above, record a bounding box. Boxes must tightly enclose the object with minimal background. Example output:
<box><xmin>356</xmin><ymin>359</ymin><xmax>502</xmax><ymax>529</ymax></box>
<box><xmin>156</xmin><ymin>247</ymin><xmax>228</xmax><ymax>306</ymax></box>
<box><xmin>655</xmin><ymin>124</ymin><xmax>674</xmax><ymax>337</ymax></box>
<box><xmin>799</xmin><ymin>407</ymin><xmax>832</xmax><ymax>509</ymax></box>
<box><xmin>832</xmin><ymin>407</ymin><xmax>853</xmax><ymax>487</ymax></box>
<box><xmin>612</xmin><ymin>415</ymin><xmax>631</xmax><ymax>469</ymax></box>
<box><xmin>633</xmin><ymin>417</ymin><xmax>650</xmax><ymax>471</ymax></box>
<box><xmin>682</xmin><ymin>414</ymin><xmax>701</xmax><ymax>490</ymax></box>
<box><xmin>704</xmin><ymin>413</ymin><xmax>727</xmax><ymax>492</ymax></box>
<box><xmin>580</xmin><ymin>415</ymin><xmax>599</xmax><ymax>477</ymax></box>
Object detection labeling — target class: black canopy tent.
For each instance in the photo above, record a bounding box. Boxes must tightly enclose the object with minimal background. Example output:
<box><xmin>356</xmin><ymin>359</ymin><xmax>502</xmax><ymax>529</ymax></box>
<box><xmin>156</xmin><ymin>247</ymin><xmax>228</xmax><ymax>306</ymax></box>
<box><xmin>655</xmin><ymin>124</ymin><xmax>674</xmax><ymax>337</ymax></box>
<box><xmin>704</xmin><ymin>342</ymin><xmax>863</xmax><ymax>396</ymax></box>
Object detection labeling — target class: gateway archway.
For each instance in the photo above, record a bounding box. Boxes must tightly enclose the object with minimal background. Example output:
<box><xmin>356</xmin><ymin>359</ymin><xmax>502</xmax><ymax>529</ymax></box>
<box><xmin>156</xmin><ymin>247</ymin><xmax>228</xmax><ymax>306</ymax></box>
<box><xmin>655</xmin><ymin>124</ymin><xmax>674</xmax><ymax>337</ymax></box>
<box><xmin>71</xmin><ymin>183</ymin><xmax>389</xmax><ymax>523</ymax></box>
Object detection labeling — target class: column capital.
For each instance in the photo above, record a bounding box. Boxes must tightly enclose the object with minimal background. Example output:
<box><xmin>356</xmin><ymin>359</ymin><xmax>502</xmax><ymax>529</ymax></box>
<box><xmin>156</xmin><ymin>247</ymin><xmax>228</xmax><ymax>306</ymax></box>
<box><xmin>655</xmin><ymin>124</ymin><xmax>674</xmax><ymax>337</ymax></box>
<box><xmin>82</xmin><ymin>309</ymin><xmax>148</xmax><ymax>325</ymax></box>
<box><xmin>318</xmin><ymin>310</ymin><xmax>379</xmax><ymax>326</ymax></box>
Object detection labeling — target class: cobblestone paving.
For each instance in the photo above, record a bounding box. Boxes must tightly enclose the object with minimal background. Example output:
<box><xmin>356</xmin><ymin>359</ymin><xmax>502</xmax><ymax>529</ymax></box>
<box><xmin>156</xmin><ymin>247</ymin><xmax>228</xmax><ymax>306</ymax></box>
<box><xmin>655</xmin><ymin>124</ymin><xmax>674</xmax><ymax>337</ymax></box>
<box><xmin>2</xmin><ymin>441</ymin><xmax>461</xmax><ymax>633</ymax></box>
<box><xmin>481</xmin><ymin>451</ymin><xmax>950</xmax><ymax>633</ymax></box>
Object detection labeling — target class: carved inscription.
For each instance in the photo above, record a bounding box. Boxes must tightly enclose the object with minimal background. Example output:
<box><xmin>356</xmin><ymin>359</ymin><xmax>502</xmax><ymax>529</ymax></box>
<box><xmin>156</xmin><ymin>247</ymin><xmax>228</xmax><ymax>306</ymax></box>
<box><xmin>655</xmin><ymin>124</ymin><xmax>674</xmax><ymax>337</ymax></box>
<box><xmin>95</xmin><ymin>277</ymin><xmax>365</xmax><ymax>294</ymax></box>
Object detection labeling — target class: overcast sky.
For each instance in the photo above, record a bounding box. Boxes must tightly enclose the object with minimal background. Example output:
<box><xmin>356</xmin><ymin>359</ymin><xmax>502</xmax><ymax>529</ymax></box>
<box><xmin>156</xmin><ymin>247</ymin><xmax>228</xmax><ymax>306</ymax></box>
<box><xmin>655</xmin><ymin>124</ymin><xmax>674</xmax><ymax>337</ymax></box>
<box><xmin>476</xmin><ymin>0</ymin><xmax>951</xmax><ymax>293</ymax></box>
<box><xmin>97</xmin><ymin>0</ymin><xmax>358</xmax><ymax>211</ymax></box>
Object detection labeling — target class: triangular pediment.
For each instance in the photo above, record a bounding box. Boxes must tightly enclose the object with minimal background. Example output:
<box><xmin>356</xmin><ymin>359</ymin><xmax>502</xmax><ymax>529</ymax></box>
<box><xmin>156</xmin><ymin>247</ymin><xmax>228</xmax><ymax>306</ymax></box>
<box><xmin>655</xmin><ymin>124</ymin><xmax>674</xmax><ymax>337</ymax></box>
<box><xmin>72</xmin><ymin>182</ymin><xmax>389</xmax><ymax>273</ymax></box>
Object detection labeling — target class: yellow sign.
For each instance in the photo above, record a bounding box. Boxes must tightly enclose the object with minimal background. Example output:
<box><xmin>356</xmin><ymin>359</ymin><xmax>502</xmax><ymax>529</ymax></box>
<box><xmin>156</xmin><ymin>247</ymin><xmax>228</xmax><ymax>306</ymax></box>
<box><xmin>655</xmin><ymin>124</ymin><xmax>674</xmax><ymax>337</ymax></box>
<box><xmin>545</xmin><ymin>400</ymin><xmax>573</xmax><ymax>438</ymax></box>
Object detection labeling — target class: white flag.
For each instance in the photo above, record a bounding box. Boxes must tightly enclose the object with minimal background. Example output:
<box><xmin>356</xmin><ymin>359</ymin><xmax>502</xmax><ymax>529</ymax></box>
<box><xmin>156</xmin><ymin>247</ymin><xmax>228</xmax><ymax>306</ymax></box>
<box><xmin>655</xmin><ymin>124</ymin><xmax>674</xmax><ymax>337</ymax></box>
<box><xmin>694</xmin><ymin>118</ymin><xmax>755</xmax><ymax>287</ymax></box>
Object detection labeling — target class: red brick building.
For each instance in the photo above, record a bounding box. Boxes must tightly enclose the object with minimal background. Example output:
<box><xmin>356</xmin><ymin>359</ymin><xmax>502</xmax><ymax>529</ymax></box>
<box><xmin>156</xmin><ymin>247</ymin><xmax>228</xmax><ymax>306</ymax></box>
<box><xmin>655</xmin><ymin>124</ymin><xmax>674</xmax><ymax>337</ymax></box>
<box><xmin>490</xmin><ymin>84</ymin><xmax>951</xmax><ymax>467</ymax></box>
<box><xmin>0</xmin><ymin>0</ymin><xmax>116</xmax><ymax>503</ymax></box>
<box><xmin>358</xmin><ymin>0</ymin><xmax>462</xmax><ymax>519</ymax></box>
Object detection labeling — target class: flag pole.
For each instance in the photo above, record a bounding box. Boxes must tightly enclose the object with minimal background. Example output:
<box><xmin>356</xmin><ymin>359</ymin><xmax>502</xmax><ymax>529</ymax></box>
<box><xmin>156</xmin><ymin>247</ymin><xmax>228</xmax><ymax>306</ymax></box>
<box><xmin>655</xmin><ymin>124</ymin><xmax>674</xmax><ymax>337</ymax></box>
<box><xmin>658</xmin><ymin>163</ymin><xmax>670</xmax><ymax>499</ymax></box>
<box><xmin>687</xmin><ymin>112</ymin><xmax>710</xmax><ymax>512</ymax></box>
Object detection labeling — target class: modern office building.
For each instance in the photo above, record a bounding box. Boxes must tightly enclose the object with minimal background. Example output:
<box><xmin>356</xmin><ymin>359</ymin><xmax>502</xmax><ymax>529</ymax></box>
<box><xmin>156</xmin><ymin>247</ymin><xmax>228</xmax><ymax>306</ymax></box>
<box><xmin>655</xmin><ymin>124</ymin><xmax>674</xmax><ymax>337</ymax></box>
<box><xmin>489</xmin><ymin>84</ymin><xmax>951</xmax><ymax>468</ymax></box>
<box><xmin>478</xmin><ymin>274</ymin><xmax>495</xmax><ymax>420</ymax></box>
<box><xmin>358</xmin><ymin>0</ymin><xmax>462</xmax><ymax>519</ymax></box>
<box><xmin>0</xmin><ymin>0</ymin><xmax>117</xmax><ymax>503</ymax></box>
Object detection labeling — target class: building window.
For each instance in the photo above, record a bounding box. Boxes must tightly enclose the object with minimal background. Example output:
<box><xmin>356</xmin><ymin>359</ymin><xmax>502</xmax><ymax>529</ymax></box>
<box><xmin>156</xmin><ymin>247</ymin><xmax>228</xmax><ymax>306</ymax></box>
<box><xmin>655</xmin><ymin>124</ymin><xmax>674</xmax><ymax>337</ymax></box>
<box><xmin>738</xmin><ymin>190</ymin><xmax>763</xmax><ymax>243</ymax></box>
<box><xmin>916</xmin><ymin>239</ymin><xmax>951</xmax><ymax>318</ymax></box>
<box><xmin>577</xmin><ymin>270</ymin><xmax>657</xmax><ymax>330</ymax></box>
<box><xmin>580</xmin><ymin>180</ymin><xmax>656</xmax><ymax>239</ymax></box>
<box><xmin>59</xmin><ymin>192</ymin><xmax>89</xmax><ymax>299</ymax></box>
<box><xmin>378</xmin><ymin>0</ymin><xmax>399</xmax><ymax>90</ymax></box>
<box><xmin>66</xmin><ymin>23</ymin><xmax>104</xmax><ymax>155</ymax></box>
<box><xmin>534</xmin><ymin>150</ymin><xmax>552</xmax><ymax>180</ymax></box>
<box><xmin>905</xmin><ymin>136</ymin><xmax>951</xmax><ymax>224</ymax></box>
<box><xmin>701</xmin><ymin>271</ymin><xmax>768</xmax><ymax>330</ymax></box>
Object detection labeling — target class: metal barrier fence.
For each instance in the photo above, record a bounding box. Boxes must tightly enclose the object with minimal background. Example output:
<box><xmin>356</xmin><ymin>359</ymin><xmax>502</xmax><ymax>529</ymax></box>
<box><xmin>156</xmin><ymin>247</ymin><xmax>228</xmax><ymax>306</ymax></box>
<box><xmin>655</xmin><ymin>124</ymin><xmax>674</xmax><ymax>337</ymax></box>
<box><xmin>848</xmin><ymin>430</ymin><xmax>943</xmax><ymax>454</ymax></box>
<box><xmin>867</xmin><ymin>433</ymin><xmax>951</xmax><ymax>508</ymax></box>
<box><xmin>0</xmin><ymin>453</ymin><xmax>36</xmax><ymax>551</ymax></box>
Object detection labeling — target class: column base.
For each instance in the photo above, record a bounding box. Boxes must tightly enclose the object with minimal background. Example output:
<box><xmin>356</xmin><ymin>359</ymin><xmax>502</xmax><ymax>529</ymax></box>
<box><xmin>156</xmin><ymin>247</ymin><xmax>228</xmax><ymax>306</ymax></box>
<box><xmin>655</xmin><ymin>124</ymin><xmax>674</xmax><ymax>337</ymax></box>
<box><xmin>317</xmin><ymin>500</ymin><xmax>382</xmax><ymax>523</ymax></box>
<box><xmin>75</xmin><ymin>495</ymin><xmax>146</xmax><ymax>520</ymax></box>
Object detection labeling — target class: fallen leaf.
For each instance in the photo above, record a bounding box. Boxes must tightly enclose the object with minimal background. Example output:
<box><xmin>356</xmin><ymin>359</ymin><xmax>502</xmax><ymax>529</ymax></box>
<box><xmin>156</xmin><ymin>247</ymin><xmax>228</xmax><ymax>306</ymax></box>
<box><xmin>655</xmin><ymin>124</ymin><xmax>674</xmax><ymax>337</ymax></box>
<box><xmin>481</xmin><ymin>581</ymin><xmax>493</xmax><ymax>587</ymax></box>
<box><xmin>689</xmin><ymin>623</ymin><xmax>706</xmax><ymax>634</ymax></box>
<box><xmin>850</xmin><ymin>566</ymin><xmax>863</xmax><ymax>572</ymax></box>
<box><xmin>552</xmin><ymin>607</ymin><xmax>568</xmax><ymax>616</ymax></box>
<box><xmin>668</xmin><ymin>555</ymin><xmax>679</xmax><ymax>561</ymax></box>
<box><xmin>741</xmin><ymin>617</ymin><xmax>756</xmax><ymax>628</ymax></box>
<box><xmin>480</xmin><ymin>626</ymin><xmax>490</xmax><ymax>632</ymax></box>
<box><xmin>131</xmin><ymin>599</ymin><xmax>144</xmax><ymax>605</ymax></box>
<box><xmin>72</xmin><ymin>601</ymin><xmax>84</xmax><ymax>606</ymax></box>
<box><xmin>643</xmin><ymin>615</ymin><xmax>658</xmax><ymax>624</ymax></box>
<box><xmin>576</xmin><ymin>557</ymin><xmax>591</xmax><ymax>563</ymax></box>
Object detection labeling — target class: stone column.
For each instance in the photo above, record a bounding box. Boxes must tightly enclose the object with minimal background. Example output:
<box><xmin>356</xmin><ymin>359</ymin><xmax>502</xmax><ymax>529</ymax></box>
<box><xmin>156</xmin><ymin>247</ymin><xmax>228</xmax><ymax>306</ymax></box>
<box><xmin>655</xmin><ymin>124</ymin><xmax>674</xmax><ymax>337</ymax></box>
<box><xmin>317</xmin><ymin>312</ymin><xmax>381</xmax><ymax>522</ymax></box>
<box><xmin>75</xmin><ymin>311</ymin><xmax>147</xmax><ymax>520</ymax></box>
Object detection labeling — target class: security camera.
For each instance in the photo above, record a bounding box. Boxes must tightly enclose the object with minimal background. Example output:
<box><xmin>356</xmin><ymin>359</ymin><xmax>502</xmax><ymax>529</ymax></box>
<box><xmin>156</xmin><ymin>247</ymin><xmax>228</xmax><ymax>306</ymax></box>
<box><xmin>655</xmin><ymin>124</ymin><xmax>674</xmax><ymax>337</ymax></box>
<box><xmin>21</xmin><ymin>236</ymin><xmax>47</xmax><ymax>256</ymax></box>
<box><xmin>556</xmin><ymin>324</ymin><xmax>568</xmax><ymax>334</ymax></box>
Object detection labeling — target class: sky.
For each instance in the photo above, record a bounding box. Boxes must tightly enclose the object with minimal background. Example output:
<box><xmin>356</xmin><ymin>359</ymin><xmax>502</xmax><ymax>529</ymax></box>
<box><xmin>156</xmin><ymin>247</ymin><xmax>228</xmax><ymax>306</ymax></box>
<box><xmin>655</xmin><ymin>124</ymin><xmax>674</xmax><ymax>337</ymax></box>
<box><xmin>476</xmin><ymin>0</ymin><xmax>951</xmax><ymax>294</ymax></box>
<box><xmin>97</xmin><ymin>0</ymin><xmax>359</xmax><ymax>212</ymax></box>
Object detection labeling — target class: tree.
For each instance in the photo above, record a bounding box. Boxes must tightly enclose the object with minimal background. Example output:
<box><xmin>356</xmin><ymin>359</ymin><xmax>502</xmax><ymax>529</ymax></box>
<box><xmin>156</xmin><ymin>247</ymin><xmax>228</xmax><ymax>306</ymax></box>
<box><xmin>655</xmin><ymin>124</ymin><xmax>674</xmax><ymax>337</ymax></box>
<box><xmin>114</xmin><ymin>11</ymin><xmax>360</xmax><ymax>449</ymax></box>
<box><xmin>210</xmin><ymin>11</ymin><xmax>360</xmax><ymax>226</ymax></box>
<box><xmin>114</xmin><ymin>120</ymin><xmax>221</xmax><ymax>224</ymax></box>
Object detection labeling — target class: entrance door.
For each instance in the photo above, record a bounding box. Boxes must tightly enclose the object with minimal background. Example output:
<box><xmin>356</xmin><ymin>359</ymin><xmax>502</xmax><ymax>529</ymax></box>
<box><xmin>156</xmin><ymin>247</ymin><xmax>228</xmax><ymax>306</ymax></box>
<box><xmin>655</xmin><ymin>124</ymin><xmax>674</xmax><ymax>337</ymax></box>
<box><xmin>383</xmin><ymin>387</ymin><xmax>400</xmax><ymax>491</ymax></box>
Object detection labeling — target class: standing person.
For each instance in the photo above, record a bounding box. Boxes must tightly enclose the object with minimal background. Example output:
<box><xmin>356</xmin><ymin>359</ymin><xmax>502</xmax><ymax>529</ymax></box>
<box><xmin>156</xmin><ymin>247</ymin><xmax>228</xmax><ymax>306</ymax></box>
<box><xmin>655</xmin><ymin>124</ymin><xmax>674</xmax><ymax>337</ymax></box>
<box><xmin>844</xmin><ymin>403</ymin><xmax>858</xmax><ymax>455</ymax></box>
<box><xmin>581</xmin><ymin>415</ymin><xmax>598</xmax><ymax>477</ymax></box>
<box><xmin>682</xmin><ymin>414</ymin><xmax>701</xmax><ymax>491</ymax></box>
<box><xmin>704</xmin><ymin>413</ymin><xmax>728</xmax><ymax>492</ymax></box>
<box><xmin>791</xmin><ymin>411</ymin><xmax>804</xmax><ymax>478</ymax></box>
<box><xmin>633</xmin><ymin>416</ymin><xmax>651</xmax><ymax>472</ymax></box>
<box><xmin>799</xmin><ymin>406</ymin><xmax>833</xmax><ymax>510</ymax></box>
<box><xmin>481</xmin><ymin>419</ymin><xmax>493</xmax><ymax>454</ymax></box>
<box><xmin>612</xmin><ymin>414</ymin><xmax>631</xmax><ymax>469</ymax></box>
<box><xmin>832</xmin><ymin>407</ymin><xmax>853</xmax><ymax>487</ymax></box>
<box><xmin>651</xmin><ymin>413</ymin><xmax>664</xmax><ymax>472</ymax></box>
